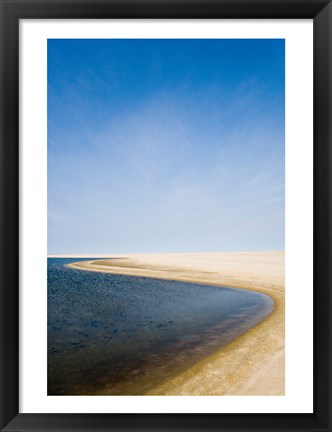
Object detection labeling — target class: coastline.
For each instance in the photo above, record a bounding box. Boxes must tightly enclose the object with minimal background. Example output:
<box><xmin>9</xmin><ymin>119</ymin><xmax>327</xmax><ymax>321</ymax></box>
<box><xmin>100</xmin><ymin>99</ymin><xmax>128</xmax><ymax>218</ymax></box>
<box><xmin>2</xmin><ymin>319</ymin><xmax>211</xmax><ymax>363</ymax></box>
<box><xmin>64</xmin><ymin>251</ymin><xmax>285</xmax><ymax>395</ymax></box>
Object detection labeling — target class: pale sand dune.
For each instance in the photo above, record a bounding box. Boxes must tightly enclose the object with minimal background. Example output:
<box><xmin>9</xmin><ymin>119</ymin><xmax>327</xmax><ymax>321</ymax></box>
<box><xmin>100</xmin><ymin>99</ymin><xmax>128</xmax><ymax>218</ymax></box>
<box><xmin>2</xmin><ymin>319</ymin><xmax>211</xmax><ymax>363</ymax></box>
<box><xmin>66</xmin><ymin>251</ymin><xmax>285</xmax><ymax>395</ymax></box>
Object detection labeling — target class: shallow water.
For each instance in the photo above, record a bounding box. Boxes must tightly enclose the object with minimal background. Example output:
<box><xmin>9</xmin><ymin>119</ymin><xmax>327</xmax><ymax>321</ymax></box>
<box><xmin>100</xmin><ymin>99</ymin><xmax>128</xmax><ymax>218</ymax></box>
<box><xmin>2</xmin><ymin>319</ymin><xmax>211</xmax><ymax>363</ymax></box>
<box><xmin>47</xmin><ymin>258</ymin><xmax>274</xmax><ymax>395</ymax></box>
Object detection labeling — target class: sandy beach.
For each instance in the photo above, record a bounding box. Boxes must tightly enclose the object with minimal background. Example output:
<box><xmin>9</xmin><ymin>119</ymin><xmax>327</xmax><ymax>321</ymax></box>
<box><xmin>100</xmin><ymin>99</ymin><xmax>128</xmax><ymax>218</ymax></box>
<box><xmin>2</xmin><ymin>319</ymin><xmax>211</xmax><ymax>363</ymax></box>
<box><xmin>64</xmin><ymin>251</ymin><xmax>285</xmax><ymax>395</ymax></box>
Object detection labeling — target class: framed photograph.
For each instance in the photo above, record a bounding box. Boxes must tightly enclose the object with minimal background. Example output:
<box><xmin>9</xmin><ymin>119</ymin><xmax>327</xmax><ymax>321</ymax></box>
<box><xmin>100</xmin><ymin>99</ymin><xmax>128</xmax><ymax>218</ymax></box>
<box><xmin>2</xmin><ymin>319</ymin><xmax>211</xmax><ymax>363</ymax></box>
<box><xmin>0</xmin><ymin>0</ymin><xmax>331</xmax><ymax>431</ymax></box>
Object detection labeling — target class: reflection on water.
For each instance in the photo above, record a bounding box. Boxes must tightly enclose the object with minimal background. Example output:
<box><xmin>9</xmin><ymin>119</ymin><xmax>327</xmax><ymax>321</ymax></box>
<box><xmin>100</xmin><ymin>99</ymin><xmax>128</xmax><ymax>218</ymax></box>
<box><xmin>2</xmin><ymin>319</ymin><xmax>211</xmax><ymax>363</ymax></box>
<box><xmin>47</xmin><ymin>258</ymin><xmax>273</xmax><ymax>395</ymax></box>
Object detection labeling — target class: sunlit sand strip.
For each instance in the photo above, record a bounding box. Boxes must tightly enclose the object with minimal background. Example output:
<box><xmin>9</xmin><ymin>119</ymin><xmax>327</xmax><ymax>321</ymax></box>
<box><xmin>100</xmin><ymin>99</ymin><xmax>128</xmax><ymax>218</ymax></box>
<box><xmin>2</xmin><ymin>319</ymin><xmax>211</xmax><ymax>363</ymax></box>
<box><xmin>66</xmin><ymin>251</ymin><xmax>285</xmax><ymax>395</ymax></box>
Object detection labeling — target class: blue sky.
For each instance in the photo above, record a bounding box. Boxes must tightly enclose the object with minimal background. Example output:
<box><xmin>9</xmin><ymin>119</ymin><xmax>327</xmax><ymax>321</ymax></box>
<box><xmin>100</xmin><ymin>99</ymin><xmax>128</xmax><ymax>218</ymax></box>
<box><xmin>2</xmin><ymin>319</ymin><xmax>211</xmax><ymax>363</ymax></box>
<box><xmin>48</xmin><ymin>39</ymin><xmax>284</xmax><ymax>254</ymax></box>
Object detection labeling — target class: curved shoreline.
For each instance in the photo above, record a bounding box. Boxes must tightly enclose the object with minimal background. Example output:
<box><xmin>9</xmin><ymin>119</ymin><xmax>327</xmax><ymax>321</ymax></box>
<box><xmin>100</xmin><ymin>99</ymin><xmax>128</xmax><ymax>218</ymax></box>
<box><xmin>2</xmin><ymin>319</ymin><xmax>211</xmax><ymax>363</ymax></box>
<box><xmin>66</xmin><ymin>252</ymin><xmax>285</xmax><ymax>395</ymax></box>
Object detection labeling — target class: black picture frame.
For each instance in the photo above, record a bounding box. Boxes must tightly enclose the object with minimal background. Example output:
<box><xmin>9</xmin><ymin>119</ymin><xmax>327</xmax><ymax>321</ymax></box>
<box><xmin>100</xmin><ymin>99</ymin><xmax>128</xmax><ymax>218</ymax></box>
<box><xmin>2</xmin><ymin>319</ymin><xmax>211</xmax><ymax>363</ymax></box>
<box><xmin>1</xmin><ymin>1</ymin><xmax>331</xmax><ymax>431</ymax></box>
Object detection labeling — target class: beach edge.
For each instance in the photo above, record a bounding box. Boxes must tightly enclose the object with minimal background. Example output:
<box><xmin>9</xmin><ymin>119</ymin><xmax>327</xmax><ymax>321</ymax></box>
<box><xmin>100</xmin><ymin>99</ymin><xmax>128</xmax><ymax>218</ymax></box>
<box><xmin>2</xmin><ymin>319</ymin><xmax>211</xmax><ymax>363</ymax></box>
<box><xmin>63</xmin><ymin>252</ymin><xmax>285</xmax><ymax>395</ymax></box>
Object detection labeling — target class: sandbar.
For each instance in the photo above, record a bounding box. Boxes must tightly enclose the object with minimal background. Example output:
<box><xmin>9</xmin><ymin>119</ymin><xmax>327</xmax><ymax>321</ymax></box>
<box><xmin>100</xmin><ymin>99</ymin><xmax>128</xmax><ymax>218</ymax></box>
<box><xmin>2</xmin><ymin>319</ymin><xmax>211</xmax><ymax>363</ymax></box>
<box><xmin>64</xmin><ymin>251</ymin><xmax>285</xmax><ymax>395</ymax></box>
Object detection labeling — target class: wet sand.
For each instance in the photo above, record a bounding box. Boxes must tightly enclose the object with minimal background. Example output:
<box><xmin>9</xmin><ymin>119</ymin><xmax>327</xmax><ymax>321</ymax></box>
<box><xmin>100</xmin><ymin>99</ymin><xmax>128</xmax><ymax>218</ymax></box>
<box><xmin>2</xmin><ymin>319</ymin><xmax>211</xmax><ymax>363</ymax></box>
<box><xmin>66</xmin><ymin>251</ymin><xmax>285</xmax><ymax>395</ymax></box>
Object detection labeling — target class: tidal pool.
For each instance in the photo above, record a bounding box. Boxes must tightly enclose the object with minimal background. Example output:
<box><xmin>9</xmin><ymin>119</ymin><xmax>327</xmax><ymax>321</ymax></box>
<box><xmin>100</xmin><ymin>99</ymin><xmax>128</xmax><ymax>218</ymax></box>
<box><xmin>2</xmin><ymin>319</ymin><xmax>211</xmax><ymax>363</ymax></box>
<box><xmin>48</xmin><ymin>258</ymin><xmax>274</xmax><ymax>395</ymax></box>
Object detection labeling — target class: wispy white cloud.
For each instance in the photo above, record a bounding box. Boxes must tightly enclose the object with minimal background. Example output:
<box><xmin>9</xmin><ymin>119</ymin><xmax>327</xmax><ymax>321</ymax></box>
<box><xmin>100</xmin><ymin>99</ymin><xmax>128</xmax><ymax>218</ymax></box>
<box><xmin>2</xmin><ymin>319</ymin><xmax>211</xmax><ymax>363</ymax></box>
<box><xmin>48</xmin><ymin>39</ymin><xmax>284</xmax><ymax>253</ymax></box>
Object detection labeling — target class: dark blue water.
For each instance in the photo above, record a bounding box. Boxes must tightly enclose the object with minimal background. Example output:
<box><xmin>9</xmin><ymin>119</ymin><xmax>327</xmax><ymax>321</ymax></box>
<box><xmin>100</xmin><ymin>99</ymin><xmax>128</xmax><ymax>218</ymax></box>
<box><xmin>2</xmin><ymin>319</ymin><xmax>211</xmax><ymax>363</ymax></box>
<box><xmin>48</xmin><ymin>258</ymin><xmax>274</xmax><ymax>395</ymax></box>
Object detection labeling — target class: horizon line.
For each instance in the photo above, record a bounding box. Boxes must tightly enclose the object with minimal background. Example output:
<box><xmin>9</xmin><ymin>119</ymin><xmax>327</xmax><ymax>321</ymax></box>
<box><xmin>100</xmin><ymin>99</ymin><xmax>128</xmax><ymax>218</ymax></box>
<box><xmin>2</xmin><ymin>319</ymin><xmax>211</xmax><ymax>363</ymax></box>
<box><xmin>48</xmin><ymin>250</ymin><xmax>285</xmax><ymax>258</ymax></box>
